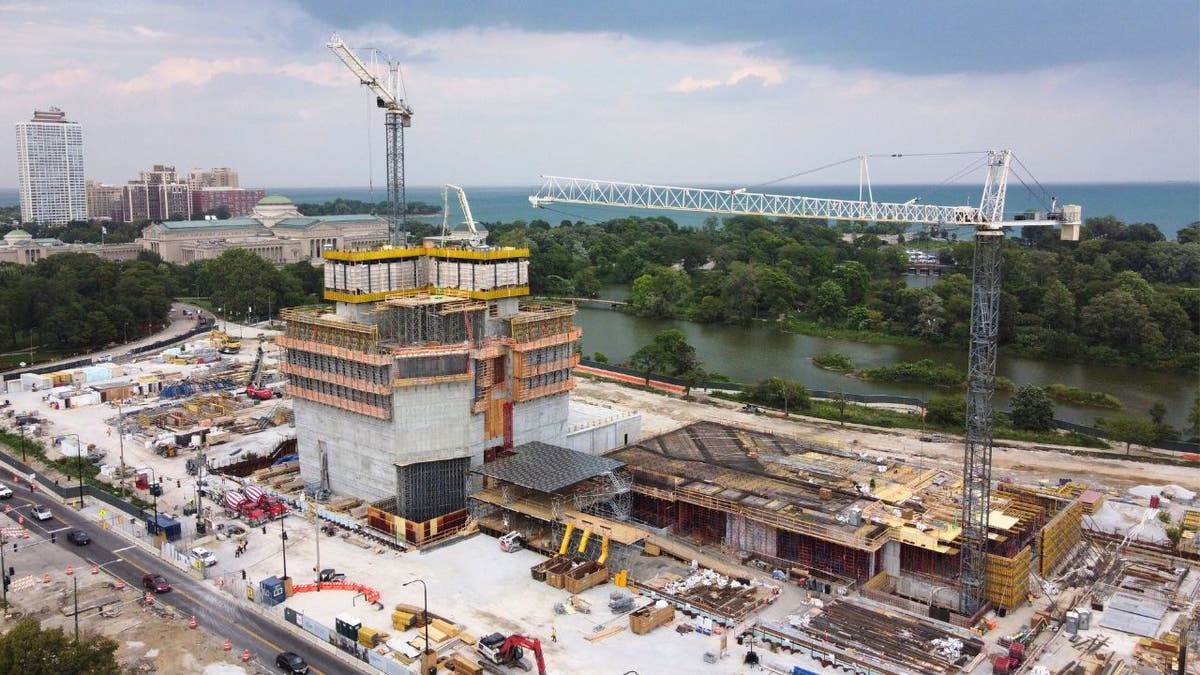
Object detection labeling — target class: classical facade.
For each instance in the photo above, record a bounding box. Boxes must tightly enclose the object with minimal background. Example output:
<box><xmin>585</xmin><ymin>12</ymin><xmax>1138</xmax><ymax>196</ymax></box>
<box><xmin>14</xmin><ymin>108</ymin><xmax>86</xmax><ymax>224</ymax></box>
<box><xmin>0</xmin><ymin>229</ymin><xmax>140</xmax><ymax>265</ymax></box>
<box><xmin>136</xmin><ymin>195</ymin><xmax>388</xmax><ymax>264</ymax></box>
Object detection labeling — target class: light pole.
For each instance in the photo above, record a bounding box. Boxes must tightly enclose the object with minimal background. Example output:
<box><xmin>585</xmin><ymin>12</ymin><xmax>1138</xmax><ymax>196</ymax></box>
<box><xmin>1</xmin><ymin>532</ymin><xmax>9</xmax><ymax>613</ymax></box>
<box><xmin>116</xmin><ymin>400</ymin><xmax>127</xmax><ymax>499</ymax></box>
<box><xmin>73</xmin><ymin>575</ymin><xmax>79</xmax><ymax>641</ymax></box>
<box><xmin>280</xmin><ymin>516</ymin><xmax>289</xmax><ymax>580</ymax></box>
<box><xmin>404</xmin><ymin>578</ymin><xmax>430</xmax><ymax>664</ymax></box>
<box><xmin>138</xmin><ymin>467</ymin><xmax>160</xmax><ymax>538</ymax></box>
<box><xmin>17</xmin><ymin>425</ymin><xmax>26</xmax><ymax>464</ymax></box>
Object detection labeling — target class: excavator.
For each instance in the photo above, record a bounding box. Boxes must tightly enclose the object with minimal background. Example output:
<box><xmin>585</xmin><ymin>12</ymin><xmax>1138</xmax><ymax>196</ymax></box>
<box><xmin>475</xmin><ymin>633</ymin><xmax>547</xmax><ymax>674</ymax></box>
<box><xmin>244</xmin><ymin>345</ymin><xmax>273</xmax><ymax>400</ymax></box>
<box><xmin>210</xmin><ymin>329</ymin><xmax>241</xmax><ymax>354</ymax></box>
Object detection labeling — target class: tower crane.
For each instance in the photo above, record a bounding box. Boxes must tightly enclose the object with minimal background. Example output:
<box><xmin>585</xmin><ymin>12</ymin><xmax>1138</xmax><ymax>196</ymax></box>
<box><xmin>327</xmin><ymin>33</ymin><xmax>413</xmax><ymax>246</ymax></box>
<box><xmin>529</xmin><ymin>150</ymin><xmax>1082</xmax><ymax>615</ymax></box>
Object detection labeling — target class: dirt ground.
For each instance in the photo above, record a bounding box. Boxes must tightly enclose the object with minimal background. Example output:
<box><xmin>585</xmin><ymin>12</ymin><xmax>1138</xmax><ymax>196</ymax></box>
<box><xmin>5</xmin><ymin>572</ymin><xmax>255</xmax><ymax>674</ymax></box>
<box><xmin>571</xmin><ymin>377</ymin><xmax>1200</xmax><ymax>495</ymax></box>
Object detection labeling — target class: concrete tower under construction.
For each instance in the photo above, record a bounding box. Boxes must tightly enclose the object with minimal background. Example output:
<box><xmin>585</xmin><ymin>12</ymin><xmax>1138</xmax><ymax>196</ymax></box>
<box><xmin>278</xmin><ymin>242</ymin><xmax>581</xmax><ymax>528</ymax></box>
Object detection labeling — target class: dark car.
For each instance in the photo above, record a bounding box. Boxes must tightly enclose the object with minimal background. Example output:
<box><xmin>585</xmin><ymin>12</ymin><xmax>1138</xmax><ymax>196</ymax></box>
<box><xmin>318</xmin><ymin>568</ymin><xmax>345</xmax><ymax>583</ymax></box>
<box><xmin>66</xmin><ymin>530</ymin><xmax>90</xmax><ymax>546</ymax></box>
<box><xmin>275</xmin><ymin>651</ymin><xmax>309</xmax><ymax>674</ymax></box>
<box><xmin>142</xmin><ymin>573</ymin><xmax>171</xmax><ymax>593</ymax></box>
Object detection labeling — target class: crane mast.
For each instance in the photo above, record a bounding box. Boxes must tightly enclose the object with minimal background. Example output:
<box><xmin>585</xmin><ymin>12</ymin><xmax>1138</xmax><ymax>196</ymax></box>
<box><xmin>328</xmin><ymin>33</ymin><xmax>414</xmax><ymax>246</ymax></box>
<box><xmin>530</xmin><ymin>150</ymin><xmax>1081</xmax><ymax>615</ymax></box>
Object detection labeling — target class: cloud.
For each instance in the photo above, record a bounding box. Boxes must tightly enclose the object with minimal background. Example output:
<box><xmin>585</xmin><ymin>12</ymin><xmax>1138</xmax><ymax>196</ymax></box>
<box><xmin>670</xmin><ymin>64</ymin><xmax>785</xmax><ymax>93</ymax></box>
<box><xmin>117</xmin><ymin>58</ymin><xmax>351</xmax><ymax>93</ymax></box>
<box><xmin>131</xmin><ymin>25</ymin><xmax>170</xmax><ymax>40</ymax></box>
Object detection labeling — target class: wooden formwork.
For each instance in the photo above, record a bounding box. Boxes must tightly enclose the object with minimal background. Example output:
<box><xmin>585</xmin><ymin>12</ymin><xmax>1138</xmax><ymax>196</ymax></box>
<box><xmin>1038</xmin><ymin>500</ymin><xmax>1083</xmax><ymax>577</ymax></box>
<box><xmin>986</xmin><ymin>545</ymin><xmax>1031</xmax><ymax>609</ymax></box>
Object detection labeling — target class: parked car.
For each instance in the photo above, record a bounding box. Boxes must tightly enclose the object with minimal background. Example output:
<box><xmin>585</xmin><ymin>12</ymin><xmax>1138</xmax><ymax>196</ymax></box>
<box><xmin>188</xmin><ymin>547</ymin><xmax>217</xmax><ymax>567</ymax></box>
<box><xmin>740</xmin><ymin>404</ymin><xmax>765</xmax><ymax>415</ymax></box>
<box><xmin>0</xmin><ymin>485</ymin><xmax>12</xmax><ymax>499</ymax></box>
<box><xmin>318</xmin><ymin>568</ymin><xmax>346</xmax><ymax>583</ymax></box>
<box><xmin>31</xmin><ymin>504</ymin><xmax>52</xmax><ymax>521</ymax></box>
<box><xmin>275</xmin><ymin>651</ymin><xmax>309</xmax><ymax>674</ymax></box>
<box><xmin>142</xmin><ymin>573</ymin><xmax>171</xmax><ymax>593</ymax></box>
<box><xmin>66</xmin><ymin>530</ymin><xmax>90</xmax><ymax>546</ymax></box>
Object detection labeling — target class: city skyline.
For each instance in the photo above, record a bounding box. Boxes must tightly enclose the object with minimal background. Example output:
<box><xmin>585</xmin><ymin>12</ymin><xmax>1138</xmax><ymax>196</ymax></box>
<box><xmin>1</xmin><ymin>1</ymin><xmax>1197</xmax><ymax>189</ymax></box>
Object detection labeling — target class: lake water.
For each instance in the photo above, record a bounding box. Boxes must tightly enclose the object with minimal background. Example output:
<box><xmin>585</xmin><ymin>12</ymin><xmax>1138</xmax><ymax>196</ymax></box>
<box><xmin>572</xmin><ymin>303</ymin><xmax>1196</xmax><ymax>430</ymax></box>
<box><xmin>3</xmin><ymin>182</ymin><xmax>1197</xmax><ymax>237</ymax></box>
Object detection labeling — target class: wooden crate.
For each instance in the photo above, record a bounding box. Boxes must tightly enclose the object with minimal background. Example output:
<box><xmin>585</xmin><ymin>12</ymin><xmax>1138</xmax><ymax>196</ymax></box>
<box><xmin>630</xmin><ymin>603</ymin><xmax>674</xmax><ymax>634</ymax></box>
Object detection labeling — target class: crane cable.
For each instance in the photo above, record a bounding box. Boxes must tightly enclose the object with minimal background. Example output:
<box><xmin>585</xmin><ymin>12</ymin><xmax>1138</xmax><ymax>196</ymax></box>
<box><xmin>1010</xmin><ymin>153</ymin><xmax>1057</xmax><ymax>209</ymax></box>
<box><xmin>745</xmin><ymin>150</ymin><xmax>988</xmax><ymax>194</ymax></box>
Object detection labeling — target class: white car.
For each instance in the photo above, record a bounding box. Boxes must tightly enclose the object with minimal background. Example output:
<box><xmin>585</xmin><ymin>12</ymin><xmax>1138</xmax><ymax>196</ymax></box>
<box><xmin>189</xmin><ymin>547</ymin><xmax>218</xmax><ymax>567</ymax></box>
<box><xmin>0</xmin><ymin>485</ymin><xmax>13</xmax><ymax>499</ymax></box>
<box><xmin>31</xmin><ymin>504</ymin><xmax>52</xmax><ymax>521</ymax></box>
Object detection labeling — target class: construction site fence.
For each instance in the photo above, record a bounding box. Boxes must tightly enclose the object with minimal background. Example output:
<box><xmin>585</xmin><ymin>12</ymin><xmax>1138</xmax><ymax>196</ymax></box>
<box><xmin>575</xmin><ymin>360</ymin><xmax>1200</xmax><ymax>453</ymax></box>
<box><xmin>0</xmin><ymin>445</ymin><xmax>142</xmax><ymax>519</ymax></box>
<box><xmin>3</xmin><ymin>320</ymin><xmax>214</xmax><ymax>382</ymax></box>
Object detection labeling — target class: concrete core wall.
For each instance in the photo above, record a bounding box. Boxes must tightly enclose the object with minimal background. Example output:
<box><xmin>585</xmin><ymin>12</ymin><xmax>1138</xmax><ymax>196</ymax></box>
<box><xmin>564</xmin><ymin>413</ymin><xmax>641</xmax><ymax>455</ymax></box>
<box><xmin>511</xmin><ymin>392</ymin><xmax>569</xmax><ymax>447</ymax></box>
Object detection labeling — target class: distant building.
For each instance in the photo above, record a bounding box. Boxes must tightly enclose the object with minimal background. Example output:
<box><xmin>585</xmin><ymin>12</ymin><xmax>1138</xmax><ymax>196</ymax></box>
<box><xmin>0</xmin><ymin>228</ymin><xmax>140</xmax><ymax>265</ymax></box>
<box><xmin>86</xmin><ymin>181</ymin><xmax>123</xmax><ymax>220</ymax></box>
<box><xmin>14</xmin><ymin>108</ymin><xmax>87</xmax><ymax>224</ymax></box>
<box><xmin>188</xmin><ymin>167</ymin><xmax>239</xmax><ymax>189</ymax></box>
<box><xmin>122</xmin><ymin>165</ymin><xmax>192</xmax><ymax>222</ymax></box>
<box><xmin>136</xmin><ymin>194</ymin><xmax>388</xmax><ymax>264</ymax></box>
<box><xmin>192</xmin><ymin>187</ymin><xmax>266</xmax><ymax>218</ymax></box>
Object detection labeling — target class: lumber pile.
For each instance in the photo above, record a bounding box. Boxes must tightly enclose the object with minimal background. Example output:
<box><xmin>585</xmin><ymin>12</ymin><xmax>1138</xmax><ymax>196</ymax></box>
<box><xmin>586</xmin><ymin>625</ymin><xmax>626</xmax><ymax>642</ymax></box>
<box><xmin>328</xmin><ymin>495</ymin><xmax>360</xmax><ymax>511</ymax></box>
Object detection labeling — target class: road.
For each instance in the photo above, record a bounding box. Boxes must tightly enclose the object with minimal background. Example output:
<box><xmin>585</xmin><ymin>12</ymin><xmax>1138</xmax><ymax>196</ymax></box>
<box><xmin>0</xmin><ymin>479</ymin><xmax>365</xmax><ymax>674</ymax></box>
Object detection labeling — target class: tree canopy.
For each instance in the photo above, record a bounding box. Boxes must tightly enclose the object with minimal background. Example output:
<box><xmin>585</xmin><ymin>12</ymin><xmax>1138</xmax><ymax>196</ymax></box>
<box><xmin>0</xmin><ymin>619</ymin><xmax>121</xmax><ymax>675</ymax></box>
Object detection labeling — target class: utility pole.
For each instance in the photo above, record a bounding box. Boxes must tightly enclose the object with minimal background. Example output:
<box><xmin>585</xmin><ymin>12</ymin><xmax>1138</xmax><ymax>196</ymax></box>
<box><xmin>73</xmin><ymin>575</ymin><xmax>79</xmax><ymax>641</ymax></box>
<box><xmin>117</xmin><ymin>401</ymin><xmax>126</xmax><ymax>499</ymax></box>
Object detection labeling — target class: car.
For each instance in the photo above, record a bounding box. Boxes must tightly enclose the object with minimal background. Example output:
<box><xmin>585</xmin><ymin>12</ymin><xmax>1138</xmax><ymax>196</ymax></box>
<box><xmin>142</xmin><ymin>573</ymin><xmax>171</xmax><ymax>593</ymax></box>
<box><xmin>31</xmin><ymin>504</ymin><xmax>52</xmax><ymax>521</ymax></box>
<box><xmin>740</xmin><ymin>404</ymin><xmax>765</xmax><ymax>415</ymax></box>
<box><xmin>0</xmin><ymin>485</ymin><xmax>12</xmax><ymax>499</ymax></box>
<box><xmin>318</xmin><ymin>568</ymin><xmax>345</xmax><ymax>583</ymax></box>
<box><xmin>275</xmin><ymin>651</ymin><xmax>309</xmax><ymax>674</ymax></box>
<box><xmin>188</xmin><ymin>547</ymin><xmax>217</xmax><ymax>567</ymax></box>
<box><xmin>66</xmin><ymin>530</ymin><xmax>90</xmax><ymax>546</ymax></box>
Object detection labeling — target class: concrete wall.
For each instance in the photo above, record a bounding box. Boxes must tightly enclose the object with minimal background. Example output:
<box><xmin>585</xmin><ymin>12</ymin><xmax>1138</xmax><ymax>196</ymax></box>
<box><xmin>511</xmin><ymin>392</ymin><xmax>569</xmax><ymax>447</ymax></box>
<box><xmin>563</xmin><ymin>413</ymin><xmax>641</xmax><ymax>455</ymax></box>
<box><xmin>295</xmin><ymin>380</ymin><xmax>480</xmax><ymax>504</ymax></box>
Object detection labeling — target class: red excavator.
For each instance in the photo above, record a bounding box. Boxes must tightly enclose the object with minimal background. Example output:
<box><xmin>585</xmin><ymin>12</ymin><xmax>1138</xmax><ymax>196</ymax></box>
<box><xmin>476</xmin><ymin>633</ymin><xmax>546</xmax><ymax>674</ymax></box>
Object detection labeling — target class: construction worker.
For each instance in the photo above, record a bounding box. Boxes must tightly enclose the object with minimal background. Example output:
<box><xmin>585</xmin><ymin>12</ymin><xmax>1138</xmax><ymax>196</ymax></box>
<box><xmin>551</xmin><ymin>627</ymin><xmax>557</xmax><ymax>643</ymax></box>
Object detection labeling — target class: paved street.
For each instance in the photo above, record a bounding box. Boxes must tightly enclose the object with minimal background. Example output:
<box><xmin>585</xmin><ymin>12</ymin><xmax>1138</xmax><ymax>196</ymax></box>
<box><xmin>0</xmin><ymin>476</ymin><xmax>367</xmax><ymax>674</ymax></box>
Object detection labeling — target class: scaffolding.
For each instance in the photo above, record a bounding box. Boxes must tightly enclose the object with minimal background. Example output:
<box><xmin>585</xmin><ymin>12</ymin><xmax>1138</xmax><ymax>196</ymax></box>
<box><xmin>376</xmin><ymin>294</ymin><xmax>486</xmax><ymax>347</ymax></box>
<box><xmin>395</xmin><ymin>457</ymin><xmax>471</xmax><ymax>522</ymax></box>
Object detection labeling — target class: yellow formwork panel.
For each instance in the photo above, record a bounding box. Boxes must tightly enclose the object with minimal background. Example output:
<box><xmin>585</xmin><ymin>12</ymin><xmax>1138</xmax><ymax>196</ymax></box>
<box><xmin>1039</xmin><ymin>500</ymin><xmax>1083</xmax><ymax>577</ymax></box>
<box><xmin>987</xmin><ymin>545</ymin><xmax>1031</xmax><ymax>609</ymax></box>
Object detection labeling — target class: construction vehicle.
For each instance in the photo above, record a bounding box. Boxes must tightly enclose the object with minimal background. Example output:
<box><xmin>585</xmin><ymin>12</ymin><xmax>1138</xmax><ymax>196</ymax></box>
<box><xmin>530</xmin><ymin>151</ymin><xmax>1081</xmax><ymax>615</ymax></box>
<box><xmin>328</xmin><ymin>33</ymin><xmax>413</xmax><ymax>246</ymax></box>
<box><xmin>440</xmin><ymin>184</ymin><xmax>486</xmax><ymax>248</ymax></box>
<box><xmin>244</xmin><ymin>345</ymin><xmax>273</xmax><ymax>400</ymax></box>
<box><xmin>476</xmin><ymin>633</ymin><xmax>546</xmax><ymax>675</ymax></box>
<box><xmin>498</xmin><ymin>531</ymin><xmax>524</xmax><ymax>553</ymax></box>
<box><xmin>210</xmin><ymin>329</ymin><xmax>241</xmax><ymax>354</ymax></box>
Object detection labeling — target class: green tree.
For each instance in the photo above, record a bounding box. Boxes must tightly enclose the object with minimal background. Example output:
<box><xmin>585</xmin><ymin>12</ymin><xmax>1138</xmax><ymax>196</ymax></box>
<box><xmin>1041</xmin><ymin>279</ymin><xmax>1076</xmax><ymax>331</ymax></box>
<box><xmin>743</xmin><ymin>377</ymin><xmax>811</xmax><ymax>412</ymax></box>
<box><xmin>1188</xmin><ymin>391</ymin><xmax>1200</xmax><ymax>438</ymax></box>
<box><xmin>925</xmin><ymin>394</ymin><xmax>966</xmax><ymax>427</ymax></box>
<box><xmin>629</xmin><ymin>267</ymin><xmax>690</xmax><ymax>318</ymax></box>
<box><xmin>813</xmin><ymin>280</ymin><xmax>846</xmax><ymax>321</ymax></box>
<box><xmin>0</xmin><ymin>619</ymin><xmax>121</xmax><ymax>674</ymax></box>
<box><xmin>629</xmin><ymin>328</ymin><xmax>701</xmax><ymax>385</ymax></box>
<box><xmin>629</xmin><ymin>343</ymin><xmax>667</xmax><ymax>385</ymax></box>
<box><xmin>835</xmin><ymin>261</ymin><xmax>871</xmax><ymax>305</ymax></box>
<box><xmin>1096</xmin><ymin>415</ymin><xmax>1158</xmax><ymax>454</ymax></box>
<box><xmin>1009</xmin><ymin>385</ymin><xmax>1055</xmax><ymax>432</ymax></box>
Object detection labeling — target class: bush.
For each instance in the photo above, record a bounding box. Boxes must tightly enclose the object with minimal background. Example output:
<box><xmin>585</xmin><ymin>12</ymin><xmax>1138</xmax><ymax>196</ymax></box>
<box><xmin>812</xmin><ymin>352</ymin><xmax>854</xmax><ymax>371</ymax></box>
<box><xmin>743</xmin><ymin>377</ymin><xmax>812</xmax><ymax>411</ymax></box>
<box><xmin>925</xmin><ymin>394</ymin><xmax>966</xmax><ymax>427</ymax></box>
<box><xmin>859</xmin><ymin>359</ymin><xmax>966</xmax><ymax>387</ymax></box>
<box><xmin>1044</xmin><ymin>384</ymin><xmax>1122</xmax><ymax>409</ymax></box>
<box><xmin>592</xmin><ymin>352</ymin><xmax>608</xmax><ymax>363</ymax></box>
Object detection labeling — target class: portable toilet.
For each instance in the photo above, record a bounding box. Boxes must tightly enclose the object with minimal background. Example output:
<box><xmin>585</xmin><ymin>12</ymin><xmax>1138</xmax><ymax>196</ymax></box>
<box><xmin>260</xmin><ymin>576</ymin><xmax>286</xmax><ymax>606</ymax></box>
<box><xmin>335</xmin><ymin>613</ymin><xmax>362</xmax><ymax>641</ymax></box>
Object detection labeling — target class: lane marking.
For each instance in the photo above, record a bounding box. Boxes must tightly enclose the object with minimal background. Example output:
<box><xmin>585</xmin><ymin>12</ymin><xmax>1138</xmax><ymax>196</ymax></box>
<box><xmin>112</xmin><ymin>545</ymin><xmax>135</xmax><ymax>553</ymax></box>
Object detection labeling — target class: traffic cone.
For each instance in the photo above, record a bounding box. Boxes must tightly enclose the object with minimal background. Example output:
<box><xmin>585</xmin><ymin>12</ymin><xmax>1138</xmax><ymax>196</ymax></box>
<box><xmin>65</xmin><ymin>565</ymin><xmax>73</xmax><ymax>576</ymax></box>
<box><xmin>241</xmin><ymin>649</ymin><xmax>250</xmax><ymax>662</ymax></box>
<box><xmin>3</xmin><ymin>504</ymin><xmax>10</xmax><ymax>513</ymax></box>
<box><xmin>42</xmin><ymin>573</ymin><xmax>49</xmax><ymax>584</ymax></box>
<box><xmin>145</xmin><ymin>592</ymin><xmax>153</xmax><ymax>605</ymax></box>
<box><xmin>22</xmin><ymin>530</ymin><xmax>28</xmax><ymax>539</ymax></box>
<box><xmin>188</xmin><ymin>615</ymin><xmax>197</xmax><ymax>629</ymax></box>
<box><xmin>116</xmin><ymin>578</ymin><xmax>125</xmax><ymax>590</ymax></box>
<box><xmin>91</xmin><ymin>565</ymin><xmax>99</xmax><ymax>575</ymax></box>
<box><xmin>223</xmin><ymin>639</ymin><xmax>231</xmax><ymax>651</ymax></box>
<box><xmin>17</xmin><ymin>516</ymin><xmax>23</xmax><ymax>525</ymax></box>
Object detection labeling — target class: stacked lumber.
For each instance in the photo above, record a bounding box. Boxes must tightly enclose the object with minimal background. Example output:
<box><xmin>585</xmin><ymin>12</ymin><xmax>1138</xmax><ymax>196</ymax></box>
<box><xmin>586</xmin><ymin>625</ymin><xmax>626</xmax><ymax>642</ymax></box>
<box><xmin>451</xmin><ymin>653</ymin><xmax>484</xmax><ymax>674</ymax></box>
<box><xmin>328</xmin><ymin>495</ymin><xmax>360</xmax><ymax>511</ymax></box>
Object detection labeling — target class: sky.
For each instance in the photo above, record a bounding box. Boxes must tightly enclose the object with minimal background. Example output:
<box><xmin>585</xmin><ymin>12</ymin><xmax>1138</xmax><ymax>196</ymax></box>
<box><xmin>2</xmin><ymin>1</ymin><xmax>1198</xmax><ymax>189</ymax></box>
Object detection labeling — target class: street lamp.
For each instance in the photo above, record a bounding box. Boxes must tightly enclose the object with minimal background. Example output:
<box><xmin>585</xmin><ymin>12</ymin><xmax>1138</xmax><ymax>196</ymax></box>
<box><xmin>404</xmin><ymin>578</ymin><xmax>431</xmax><ymax>666</ymax></box>
<box><xmin>17</xmin><ymin>425</ymin><xmax>26</xmax><ymax>464</ymax></box>
<box><xmin>137</xmin><ymin>466</ymin><xmax>160</xmax><ymax>538</ymax></box>
<box><xmin>280</xmin><ymin>516</ymin><xmax>289</xmax><ymax>580</ymax></box>
<box><xmin>116</xmin><ymin>400</ymin><xmax>127</xmax><ymax>499</ymax></box>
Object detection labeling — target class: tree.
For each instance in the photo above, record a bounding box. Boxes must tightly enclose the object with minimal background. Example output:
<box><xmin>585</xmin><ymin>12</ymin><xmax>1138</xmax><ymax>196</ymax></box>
<box><xmin>925</xmin><ymin>394</ymin><xmax>966</xmax><ymax>427</ymax></box>
<box><xmin>629</xmin><ymin>343</ymin><xmax>667</xmax><ymax>385</ymax></box>
<box><xmin>629</xmin><ymin>328</ymin><xmax>701</xmax><ymax>385</ymax></box>
<box><xmin>743</xmin><ymin>377</ymin><xmax>811</xmax><ymax>411</ymax></box>
<box><xmin>1096</xmin><ymin>415</ymin><xmax>1158</xmax><ymax>454</ymax></box>
<box><xmin>1188</xmin><ymin>391</ymin><xmax>1200</xmax><ymax>438</ymax></box>
<box><xmin>1041</xmin><ymin>280</ymin><xmax>1076</xmax><ymax>331</ymax></box>
<box><xmin>0</xmin><ymin>619</ymin><xmax>121</xmax><ymax>674</ymax></box>
<box><xmin>629</xmin><ymin>267</ymin><xmax>690</xmax><ymax>318</ymax></box>
<box><xmin>813</xmin><ymin>280</ymin><xmax>845</xmax><ymax>321</ymax></box>
<box><xmin>1009</xmin><ymin>385</ymin><xmax>1055</xmax><ymax>432</ymax></box>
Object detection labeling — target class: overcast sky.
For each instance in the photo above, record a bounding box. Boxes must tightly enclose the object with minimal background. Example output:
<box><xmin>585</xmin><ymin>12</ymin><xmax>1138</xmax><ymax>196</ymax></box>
<box><xmin>2</xmin><ymin>1</ymin><xmax>1197</xmax><ymax>188</ymax></box>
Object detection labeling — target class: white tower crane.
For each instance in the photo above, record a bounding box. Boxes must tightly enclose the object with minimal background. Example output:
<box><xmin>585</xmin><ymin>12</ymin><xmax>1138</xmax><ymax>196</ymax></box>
<box><xmin>529</xmin><ymin>150</ymin><xmax>1082</xmax><ymax>614</ymax></box>
<box><xmin>328</xmin><ymin>33</ymin><xmax>414</xmax><ymax>246</ymax></box>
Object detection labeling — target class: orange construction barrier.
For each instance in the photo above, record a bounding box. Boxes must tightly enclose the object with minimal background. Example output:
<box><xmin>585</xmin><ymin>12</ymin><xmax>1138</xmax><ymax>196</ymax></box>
<box><xmin>223</xmin><ymin>639</ymin><xmax>231</xmax><ymax>651</ymax></box>
<box><xmin>65</xmin><ymin>565</ymin><xmax>73</xmax><ymax>576</ymax></box>
<box><xmin>241</xmin><ymin>649</ymin><xmax>250</xmax><ymax>662</ymax></box>
<box><xmin>22</xmin><ymin>530</ymin><xmax>28</xmax><ymax>539</ymax></box>
<box><xmin>42</xmin><ymin>573</ymin><xmax>49</xmax><ymax>584</ymax></box>
<box><xmin>188</xmin><ymin>616</ymin><xmax>197</xmax><ymax>629</ymax></box>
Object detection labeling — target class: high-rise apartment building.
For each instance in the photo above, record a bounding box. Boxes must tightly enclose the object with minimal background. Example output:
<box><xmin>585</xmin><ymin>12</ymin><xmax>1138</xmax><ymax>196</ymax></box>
<box><xmin>189</xmin><ymin>167</ymin><xmax>239</xmax><ymax>188</ymax></box>
<box><xmin>86</xmin><ymin>181</ymin><xmax>123</xmax><ymax>220</ymax></box>
<box><xmin>122</xmin><ymin>165</ymin><xmax>192</xmax><ymax>222</ymax></box>
<box><xmin>192</xmin><ymin>187</ymin><xmax>265</xmax><ymax>218</ymax></box>
<box><xmin>14</xmin><ymin>108</ymin><xmax>86</xmax><ymax>224</ymax></box>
